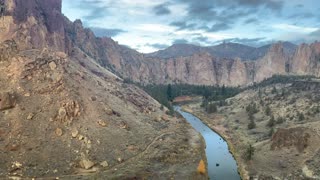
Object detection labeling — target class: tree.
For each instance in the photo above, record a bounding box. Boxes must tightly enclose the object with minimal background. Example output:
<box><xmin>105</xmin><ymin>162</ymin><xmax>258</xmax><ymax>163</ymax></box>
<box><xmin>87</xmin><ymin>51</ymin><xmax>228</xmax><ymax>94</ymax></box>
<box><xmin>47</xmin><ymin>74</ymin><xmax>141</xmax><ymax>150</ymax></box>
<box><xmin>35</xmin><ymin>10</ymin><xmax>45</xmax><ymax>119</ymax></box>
<box><xmin>268</xmin><ymin>128</ymin><xmax>274</xmax><ymax>137</ymax></box>
<box><xmin>267</xmin><ymin>115</ymin><xmax>275</xmax><ymax>127</ymax></box>
<box><xmin>221</xmin><ymin>85</ymin><xmax>226</xmax><ymax>96</ymax></box>
<box><xmin>166</xmin><ymin>84</ymin><xmax>173</xmax><ymax>101</ymax></box>
<box><xmin>246</xmin><ymin>102</ymin><xmax>259</xmax><ymax>115</ymax></box>
<box><xmin>258</xmin><ymin>88</ymin><xmax>262</xmax><ymax>99</ymax></box>
<box><xmin>298</xmin><ymin>112</ymin><xmax>305</xmax><ymax>121</ymax></box>
<box><xmin>265</xmin><ymin>106</ymin><xmax>271</xmax><ymax>116</ymax></box>
<box><xmin>244</xmin><ymin>144</ymin><xmax>255</xmax><ymax>161</ymax></box>
<box><xmin>248</xmin><ymin>119</ymin><xmax>256</xmax><ymax>129</ymax></box>
<box><xmin>281</xmin><ymin>89</ymin><xmax>285</xmax><ymax>97</ymax></box>
<box><xmin>207</xmin><ymin>103</ymin><xmax>217</xmax><ymax>114</ymax></box>
<box><xmin>276</xmin><ymin>116</ymin><xmax>285</xmax><ymax>124</ymax></box>
<box><xmin>201</xmin><ymin>97</ymin><xmax>208</xmax><ymax>108</ymax></box>
<box><xmin>271</xmin><ymin>86</ymin><xmax>277</xmax><ymax>94</ymax></box>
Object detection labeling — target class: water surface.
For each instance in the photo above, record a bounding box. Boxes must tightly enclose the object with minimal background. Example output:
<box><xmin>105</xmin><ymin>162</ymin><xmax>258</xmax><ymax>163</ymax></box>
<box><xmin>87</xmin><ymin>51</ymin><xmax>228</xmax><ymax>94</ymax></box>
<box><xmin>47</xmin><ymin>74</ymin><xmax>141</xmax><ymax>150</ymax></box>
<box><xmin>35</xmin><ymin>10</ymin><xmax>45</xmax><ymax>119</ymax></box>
<box><xmin>175</xmin><ymin>106</ymin><xmax>240</xmax><ymax>180</ymax></box>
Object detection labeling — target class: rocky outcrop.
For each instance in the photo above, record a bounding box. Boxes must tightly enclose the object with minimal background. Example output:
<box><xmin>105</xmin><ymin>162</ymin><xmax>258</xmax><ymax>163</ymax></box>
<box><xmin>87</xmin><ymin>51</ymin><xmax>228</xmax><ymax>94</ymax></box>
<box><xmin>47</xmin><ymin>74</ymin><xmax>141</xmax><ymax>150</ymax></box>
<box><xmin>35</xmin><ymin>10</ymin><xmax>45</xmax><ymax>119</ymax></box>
<box><xmin>0</xmin><ymin>39</ymin><xmax>207</xmax><ymax>179</ymax></box>
<box><xmin>0</xmin><ymin>0</ymin><xmax>320</xmax><ymax>87</ymax></box>
<box><xmin>291</xmin><ymin>42</ymin><xmax>320</xmax><ymax>76</ymax></box>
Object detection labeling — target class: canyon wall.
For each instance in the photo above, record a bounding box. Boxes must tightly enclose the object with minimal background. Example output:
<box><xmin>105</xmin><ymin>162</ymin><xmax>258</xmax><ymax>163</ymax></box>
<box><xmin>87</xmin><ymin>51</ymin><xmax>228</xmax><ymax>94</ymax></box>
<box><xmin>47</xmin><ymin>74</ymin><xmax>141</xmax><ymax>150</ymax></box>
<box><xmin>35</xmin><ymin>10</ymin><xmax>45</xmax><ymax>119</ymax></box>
<box><xmin>1</xmin><ymin>0</ymin><xmax>320</xmax><ymax>86</ymax></box>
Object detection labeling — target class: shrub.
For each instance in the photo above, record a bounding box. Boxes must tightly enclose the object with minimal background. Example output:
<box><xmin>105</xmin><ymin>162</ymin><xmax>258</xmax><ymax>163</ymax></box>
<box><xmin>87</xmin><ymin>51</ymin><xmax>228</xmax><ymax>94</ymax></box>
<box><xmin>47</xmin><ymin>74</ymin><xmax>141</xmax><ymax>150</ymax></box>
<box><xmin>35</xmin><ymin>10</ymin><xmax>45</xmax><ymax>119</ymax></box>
<box><xmin>269</xmin><ymin>128</ymin><xmax>275</xmax><ymax>137</ymax></box>
<box><xmin>298</xmin><ymin>112</ymin><xmax>305</xmax><ymax>121</ymax></box>
<box><xmin>267</xmin><ymin>115</ymin><xmax>275</xmax><ymax>127</ymax></box>
<box><xmin>244</xmin><ymin>144</ymin><xmax>255</xmax><ymax>161</ymax></box>
<box><xmin>197</xmin><ymin>160</ymin><xmax>206</xmax><ymax>174</ymax></box>
<box><xmin>271</xmin><ymin>86</ymin><xmax>277</xmax><ymax>94</ymax></box>
<box><xmin>248</xmin><ymin>119</ymin><xmax>256</xmax><ymax>129</ymax></box>
<box><xmin>276</xmin><ymin>117</ymin><xmax>285</xmax><ymax>124</ymax></box>
<box><xmin>265</xmin><ymin>106</ymin><xmax>271</xmax><ymax>116</ymax></box>
<box><xmin>207</xmin><ymin>103</ymin><xmax>217</xmax><ymax>114</ymax></box>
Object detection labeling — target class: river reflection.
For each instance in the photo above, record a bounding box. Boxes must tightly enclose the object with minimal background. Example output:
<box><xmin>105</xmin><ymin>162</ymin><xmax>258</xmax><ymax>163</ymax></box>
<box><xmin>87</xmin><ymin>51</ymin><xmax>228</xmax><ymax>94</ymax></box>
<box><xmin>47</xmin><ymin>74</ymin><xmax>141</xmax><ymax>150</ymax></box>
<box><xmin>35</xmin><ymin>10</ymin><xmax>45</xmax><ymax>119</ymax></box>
<box><xmin>175</xmin><ymin>106</ymin><xmax>240</xmax><ymax>180</ymax></box>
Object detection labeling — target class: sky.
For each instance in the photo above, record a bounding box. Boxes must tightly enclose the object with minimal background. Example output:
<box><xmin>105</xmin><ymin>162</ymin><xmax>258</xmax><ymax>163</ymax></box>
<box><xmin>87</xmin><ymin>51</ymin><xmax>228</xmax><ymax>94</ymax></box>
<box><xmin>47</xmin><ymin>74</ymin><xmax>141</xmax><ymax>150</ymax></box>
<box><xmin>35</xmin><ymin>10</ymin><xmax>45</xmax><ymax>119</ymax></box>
<box><xmin>62</xmin><ymin>0</ymin><xmax>320</xmax><ymax>53</ymax></box>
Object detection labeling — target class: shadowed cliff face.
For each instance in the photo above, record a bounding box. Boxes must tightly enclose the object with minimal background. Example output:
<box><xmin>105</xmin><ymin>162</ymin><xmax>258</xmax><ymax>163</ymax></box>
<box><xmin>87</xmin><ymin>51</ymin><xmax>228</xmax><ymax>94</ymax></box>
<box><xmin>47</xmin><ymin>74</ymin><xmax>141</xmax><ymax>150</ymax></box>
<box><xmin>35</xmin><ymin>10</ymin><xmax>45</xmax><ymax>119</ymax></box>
<box><xmin>2</xmin><ymin>0</ymin><xmax>320</xmax><ymax>87</ymax></box>
<box><xmin>13</xmin><ymin>0</ymin><xmax>63</xmax><ymax>33</ymax></box>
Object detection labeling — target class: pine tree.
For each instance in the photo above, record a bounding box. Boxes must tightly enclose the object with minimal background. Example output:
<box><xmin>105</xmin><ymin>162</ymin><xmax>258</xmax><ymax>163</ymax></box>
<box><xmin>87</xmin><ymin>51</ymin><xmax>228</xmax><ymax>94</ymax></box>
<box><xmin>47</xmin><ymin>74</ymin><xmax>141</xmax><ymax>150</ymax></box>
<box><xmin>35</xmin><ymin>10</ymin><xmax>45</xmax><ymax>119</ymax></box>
<box><xmin>267</xmin><ymin>115</ymin><xmax>275</xmax><ymax>127</ymax></box>
<box><xmin>265</xmin><ymin>106</ymin><xmax>271</xmax><ymax>116</ymax></box>
<box><xmin>244</xmin><ymin>144</ymin><xmax>255</xmax><ymax>161</ymax></box>
<box><xmin>248</xmin><ymin>119</ymin><xmax>256</xmax><ymax>129</ymax></box>
<box><xmin>167</xmin><ymin>84</ymin><xmax>173</xmax><ymax>101</ymax></box>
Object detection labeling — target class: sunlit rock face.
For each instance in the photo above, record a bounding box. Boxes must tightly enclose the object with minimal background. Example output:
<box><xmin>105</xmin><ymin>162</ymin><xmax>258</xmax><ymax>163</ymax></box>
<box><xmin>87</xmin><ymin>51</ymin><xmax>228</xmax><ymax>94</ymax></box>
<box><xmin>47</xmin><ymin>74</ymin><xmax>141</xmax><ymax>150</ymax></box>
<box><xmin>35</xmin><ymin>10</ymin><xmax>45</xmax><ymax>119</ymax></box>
<box><xmin>1</xmin><ymin>0</ymin><xmax>320</xmax><ymax>87</ymax></box>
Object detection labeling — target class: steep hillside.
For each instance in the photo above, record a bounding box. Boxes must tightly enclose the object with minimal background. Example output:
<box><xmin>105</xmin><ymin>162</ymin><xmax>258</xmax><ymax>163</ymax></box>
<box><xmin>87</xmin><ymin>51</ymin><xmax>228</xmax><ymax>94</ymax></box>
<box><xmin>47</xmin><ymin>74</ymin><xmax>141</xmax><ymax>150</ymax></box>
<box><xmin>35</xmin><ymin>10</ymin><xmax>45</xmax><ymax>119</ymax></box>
<box><xmin>146</xmin><ymin>44</ymin><xmax>205</xmax><ymax>59</ymax></box>
<box><xmin>147</xmin><ymin>42</ymin><xmax>297</xmax><ymax>61</ymax></box>
<box><xmin>248</xmin><ymin>42</ymin><xmax>297</xmax><ymax>60</ymax></box>
<box><xmin>0</xmin><ymin>40</ymin><xmax>207</xmax><ymax>179</ymax></box>
<box><xmin>0</xmin><ymin>0</ymin><xmax>315</xmax><ymax>87</ymax></box>
<box><xmin>0</xmin><ymin>1</ymin><xmax>208</xmax><ymax>179</ymax></box>
<box><xmin>206</xmin><ymin>42</ymin><xmax>255</xmax><ymax>60</ymax></box>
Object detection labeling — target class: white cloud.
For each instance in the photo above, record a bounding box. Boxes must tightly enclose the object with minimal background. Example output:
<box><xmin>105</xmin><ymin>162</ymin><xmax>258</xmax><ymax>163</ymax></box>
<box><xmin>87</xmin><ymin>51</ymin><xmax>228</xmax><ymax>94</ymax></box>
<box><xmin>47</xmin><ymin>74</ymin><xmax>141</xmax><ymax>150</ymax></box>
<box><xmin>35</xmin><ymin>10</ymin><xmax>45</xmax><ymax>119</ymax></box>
<box><xmin>272</xmin><ymin>23</ymin><xmax>318</xmax><ymax>33</ymax></box>
<box><xmin>134</xmin><ymin>24</ymin><xmax>175</xmax><ymax>33</ymax></box>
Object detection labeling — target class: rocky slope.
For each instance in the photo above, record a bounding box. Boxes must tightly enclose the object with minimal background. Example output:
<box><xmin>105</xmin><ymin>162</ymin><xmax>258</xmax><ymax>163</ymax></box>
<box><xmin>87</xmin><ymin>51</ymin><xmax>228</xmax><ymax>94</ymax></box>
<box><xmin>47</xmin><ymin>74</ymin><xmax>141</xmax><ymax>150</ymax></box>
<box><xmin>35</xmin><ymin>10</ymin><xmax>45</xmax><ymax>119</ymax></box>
<box><xmin>0</xmin><ymin>39</ymin><xmax>207</xmax><ymax>179</ymax></box>
<box><xmin>1</xmin><ymin>0</ymin><xmax>318</xmax><ymax>87</ymax></box>
<box><xmin>183</xmin><ymin>79</ymin><xmax>320</xmax><ymax>179</ymax></box>
<box><xmin>0</xmin><ymin>1</ymin><xmax>208</xmax><ymax>179</ymax></box>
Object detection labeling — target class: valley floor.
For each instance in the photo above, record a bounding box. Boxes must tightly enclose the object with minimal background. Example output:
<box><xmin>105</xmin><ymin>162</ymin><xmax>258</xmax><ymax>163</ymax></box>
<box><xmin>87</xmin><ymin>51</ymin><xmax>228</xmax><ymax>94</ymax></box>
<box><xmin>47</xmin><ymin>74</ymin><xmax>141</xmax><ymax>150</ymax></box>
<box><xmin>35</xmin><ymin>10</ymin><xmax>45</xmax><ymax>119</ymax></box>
<box><xmin>182</xmin><ymin>81</ymin><xmax>320</xmax><ymax>179</ymax></box>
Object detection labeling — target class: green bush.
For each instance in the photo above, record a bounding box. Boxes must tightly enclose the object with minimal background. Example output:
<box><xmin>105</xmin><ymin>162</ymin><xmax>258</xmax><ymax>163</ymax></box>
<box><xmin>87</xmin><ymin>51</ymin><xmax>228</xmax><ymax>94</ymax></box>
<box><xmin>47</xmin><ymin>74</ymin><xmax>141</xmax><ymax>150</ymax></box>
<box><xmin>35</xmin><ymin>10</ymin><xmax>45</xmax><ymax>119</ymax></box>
<box><xmin>207</xmin><ymin>103</ymin><xmax>218</xmax><ymax>114</ymax></box>
<box><xmin>248</xmin><ymin>119</ymin><xmax>256</xmax><ymax>129</ymax></box>
<box><xmin>267</xmin><ymin>115</ymin><xmax>275</xmax><ymax>127</ymax></box>
<box><xmin>265</xmin><ymin>106</ymin><xmax>271</xmax><ymax>116</ymax></box>
<box><xmin>244</xmin><ymin>144</ymin><xmax>255</xmax><ymax>161</ymax></box>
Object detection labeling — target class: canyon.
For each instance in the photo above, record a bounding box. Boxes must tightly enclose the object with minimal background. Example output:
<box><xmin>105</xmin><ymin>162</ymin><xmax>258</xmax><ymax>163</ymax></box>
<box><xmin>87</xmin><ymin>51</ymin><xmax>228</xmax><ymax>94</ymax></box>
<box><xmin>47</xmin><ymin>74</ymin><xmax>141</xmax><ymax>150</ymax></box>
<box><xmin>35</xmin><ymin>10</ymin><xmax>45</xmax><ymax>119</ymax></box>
<box><xmin>0</xmin><ymin>0</ymin><xmax>207</xmax><ymax>179</ymax></box>
<box><xmin>1</xmin><ymin>1</ymin><xmax>320</xmax><ymax>87</ymax></box>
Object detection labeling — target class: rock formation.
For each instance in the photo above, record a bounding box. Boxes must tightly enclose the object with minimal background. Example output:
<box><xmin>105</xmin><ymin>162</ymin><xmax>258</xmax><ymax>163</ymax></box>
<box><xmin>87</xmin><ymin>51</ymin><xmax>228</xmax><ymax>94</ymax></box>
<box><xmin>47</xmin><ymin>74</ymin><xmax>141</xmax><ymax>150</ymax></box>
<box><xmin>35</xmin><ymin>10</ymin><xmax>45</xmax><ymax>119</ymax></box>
<box><xmin>1</xmin><ymin>0</ymin><xmax>319</xmax><ymax>87</ymax></box>
<box><xmin>0</xmin><ymin>1</ymin><xmax>208</xmax><ymax>179</ymax></box>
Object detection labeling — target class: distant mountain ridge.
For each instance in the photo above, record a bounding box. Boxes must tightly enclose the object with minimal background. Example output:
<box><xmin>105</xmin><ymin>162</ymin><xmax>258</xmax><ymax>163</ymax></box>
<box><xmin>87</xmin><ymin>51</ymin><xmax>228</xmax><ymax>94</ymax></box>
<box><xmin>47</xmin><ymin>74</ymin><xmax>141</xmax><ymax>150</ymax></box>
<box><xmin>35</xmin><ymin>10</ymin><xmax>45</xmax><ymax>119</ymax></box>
<box><xmin>1</xmin><ymin>0</ymin><xmax>319</xmax><ymax>87</ymax></box>
<box><xmin>146</xmin><ymin>42</ymin><xmax>298</xmax><ymax>60</ymax></box>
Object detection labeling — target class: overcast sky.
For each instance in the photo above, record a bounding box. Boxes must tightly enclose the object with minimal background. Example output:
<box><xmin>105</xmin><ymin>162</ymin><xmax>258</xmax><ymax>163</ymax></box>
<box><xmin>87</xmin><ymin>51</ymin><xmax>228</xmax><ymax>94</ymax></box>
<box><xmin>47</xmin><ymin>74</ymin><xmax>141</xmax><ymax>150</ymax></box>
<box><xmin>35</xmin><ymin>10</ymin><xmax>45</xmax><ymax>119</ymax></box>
<box><xmin>62</xmin><ymin>0</ymin><xmax>320</xmax><ymax>53</ymax></box>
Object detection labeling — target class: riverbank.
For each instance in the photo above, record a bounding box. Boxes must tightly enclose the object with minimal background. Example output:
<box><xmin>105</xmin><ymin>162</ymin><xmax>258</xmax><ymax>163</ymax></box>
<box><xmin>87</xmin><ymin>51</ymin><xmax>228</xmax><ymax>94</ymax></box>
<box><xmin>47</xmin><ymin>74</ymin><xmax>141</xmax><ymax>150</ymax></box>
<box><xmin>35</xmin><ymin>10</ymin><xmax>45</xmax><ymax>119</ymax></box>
<box><xmin>180</xmin><ymin>83</ymin><xmax>320</xmax><ymax>179</ymax></box>
<box><xmin>181</xmin><ymin>105</ymin><xmax>248</xmax><ymax>180</ymax></box>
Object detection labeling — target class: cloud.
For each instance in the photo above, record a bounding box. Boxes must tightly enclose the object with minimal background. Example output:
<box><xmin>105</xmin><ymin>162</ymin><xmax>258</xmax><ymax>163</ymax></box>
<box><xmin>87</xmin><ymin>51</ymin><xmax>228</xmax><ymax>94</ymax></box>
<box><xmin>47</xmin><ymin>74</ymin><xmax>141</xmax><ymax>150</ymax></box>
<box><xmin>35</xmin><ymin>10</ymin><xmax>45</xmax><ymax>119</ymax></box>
<box><xmin>214</xmin><ymin>37</ymin><xmax>268</xmax><ymax>47</ymax></box>
<box><xmin>146</xmin><ymin>43</ymin><xmax>170</xmax><ymax>49</ymax></box>
<box><xmin>206</xmin><ymin>23</ymin><xmax>232</xmax><ymax>32</ymax></box>
<box><xmin>288</xmin><ymin>13</ymin><xmax>315</xmax><ymax>19</ymax></box>
<box><xmin>134</xmin><ymin>24</ymin><xmax>174</xmax><ymax>32</ymax></box>
<box><xmin>169</xmin><ymin>21</ymin><xmax>197</xmax><ymax>31</ymax></box>
<box><xmin>90</xmin><ymin>27</ymin><xmax>127</xmax><ymax>37</ymax></box>
<box><xmin>310</xmin><ymin>29</ymin><xmax>320</xmax><ymax>37</ymax></box>
<box><xmin>173</xmin><ymin>0</ymin><xmax>283</xmax><ymax>20</ymax></box>
<box><xmin>73</xmin><ymin>0</ymin><xmax>109</xmax><ymax>21</ymax></box>
<box><xmin>295</xmin><ymin>4</ymin><xmax>304</xmax><ymax>8</ymax></box>
<box><xmin>82</xmin><ymin>7</ymin><xmax>109</xmax><ymax>21</ymax></box>
<box><xmin>244</xmin><ymin>18</ymin><xmax>259</xmax><ymax>24</ymax></box>
<box><xmin>62</xmin><ymin>0</ymin><xmax>319</xmax><ymax>53</ymax></box>
<box><xmin>172</xmin><ymin>39</ymin><xmax>189</xmax><ymax>44</ymax></box>
<box><xmin>153</xmin><ymin>3</ymin><xmax>171</xmax><ymax>15</ymax></box>
<box><xmin>273</xmin><ymin>24</ymin><xmax>318</xmax><ymax>33</ymax></box>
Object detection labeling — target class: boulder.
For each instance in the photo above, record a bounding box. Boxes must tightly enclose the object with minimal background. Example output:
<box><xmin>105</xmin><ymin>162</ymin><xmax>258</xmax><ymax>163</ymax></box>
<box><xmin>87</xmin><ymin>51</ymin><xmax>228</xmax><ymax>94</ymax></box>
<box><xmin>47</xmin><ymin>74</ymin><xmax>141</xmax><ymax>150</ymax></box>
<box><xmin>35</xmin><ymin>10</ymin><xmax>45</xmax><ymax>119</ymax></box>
<box><xmin>0</xmin><ymin>92</ymin><xmax>16</xmax><ymax>111</ymax></box>
<box><xmin>79</xmin><ymin>159</ymin><xmax>95</xmax><ymax>170</ymax></box>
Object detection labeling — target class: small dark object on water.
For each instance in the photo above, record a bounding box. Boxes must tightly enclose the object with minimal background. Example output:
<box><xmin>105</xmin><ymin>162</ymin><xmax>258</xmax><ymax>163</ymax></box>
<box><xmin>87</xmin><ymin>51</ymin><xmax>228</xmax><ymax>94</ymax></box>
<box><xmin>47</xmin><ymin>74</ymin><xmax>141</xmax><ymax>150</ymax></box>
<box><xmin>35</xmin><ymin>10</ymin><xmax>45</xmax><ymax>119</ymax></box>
<box><xmin>216</xmin><ymin>163</ymin><xmax>220</xmax><ymax>167</ymax></box>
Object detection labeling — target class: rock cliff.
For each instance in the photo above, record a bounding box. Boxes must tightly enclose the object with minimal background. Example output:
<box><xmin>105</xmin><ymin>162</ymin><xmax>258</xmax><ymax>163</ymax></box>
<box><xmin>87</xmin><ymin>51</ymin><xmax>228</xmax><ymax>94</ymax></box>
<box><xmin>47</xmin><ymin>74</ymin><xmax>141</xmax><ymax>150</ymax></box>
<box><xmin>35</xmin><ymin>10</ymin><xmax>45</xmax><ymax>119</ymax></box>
<box><xmin>0</xmin><ymin>1</ymin><xmax>208</xmax><ymax>179</ymax></box>
<box><xmin>1</xmin><ymin>0</ymin><xmax>320</xmax><ymax>87</ymax></box>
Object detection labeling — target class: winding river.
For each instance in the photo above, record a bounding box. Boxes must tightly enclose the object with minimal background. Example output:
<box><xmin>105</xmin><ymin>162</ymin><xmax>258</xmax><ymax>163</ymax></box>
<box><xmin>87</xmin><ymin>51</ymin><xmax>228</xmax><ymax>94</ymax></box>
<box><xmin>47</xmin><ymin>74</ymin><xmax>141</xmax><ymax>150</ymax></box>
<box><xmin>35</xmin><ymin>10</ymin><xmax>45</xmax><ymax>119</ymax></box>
<box><xmin>175</xmin><ymin>106</ymin><xmax>240</xmax><ymax>180</ymax></box>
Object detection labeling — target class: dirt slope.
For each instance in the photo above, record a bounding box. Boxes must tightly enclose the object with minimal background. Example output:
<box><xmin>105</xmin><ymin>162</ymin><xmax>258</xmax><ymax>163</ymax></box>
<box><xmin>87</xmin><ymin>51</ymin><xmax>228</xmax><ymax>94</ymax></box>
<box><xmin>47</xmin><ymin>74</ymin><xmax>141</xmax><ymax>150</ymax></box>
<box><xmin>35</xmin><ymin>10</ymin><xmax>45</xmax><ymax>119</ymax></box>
<box><xmin>0</xmin><ymin>40</ymin><xmax>207</xmax><ymax>179</ymax></box>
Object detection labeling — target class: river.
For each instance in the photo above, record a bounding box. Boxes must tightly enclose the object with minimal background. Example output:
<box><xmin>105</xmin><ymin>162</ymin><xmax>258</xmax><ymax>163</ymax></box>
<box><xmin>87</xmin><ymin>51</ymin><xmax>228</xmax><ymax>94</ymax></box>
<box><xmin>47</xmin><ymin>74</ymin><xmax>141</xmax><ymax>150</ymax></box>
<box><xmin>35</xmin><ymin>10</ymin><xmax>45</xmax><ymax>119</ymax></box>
<box><xmin>175</xmin><ymin>106</ymin><xmax>240</xmax><ymax>180</ymax></box>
